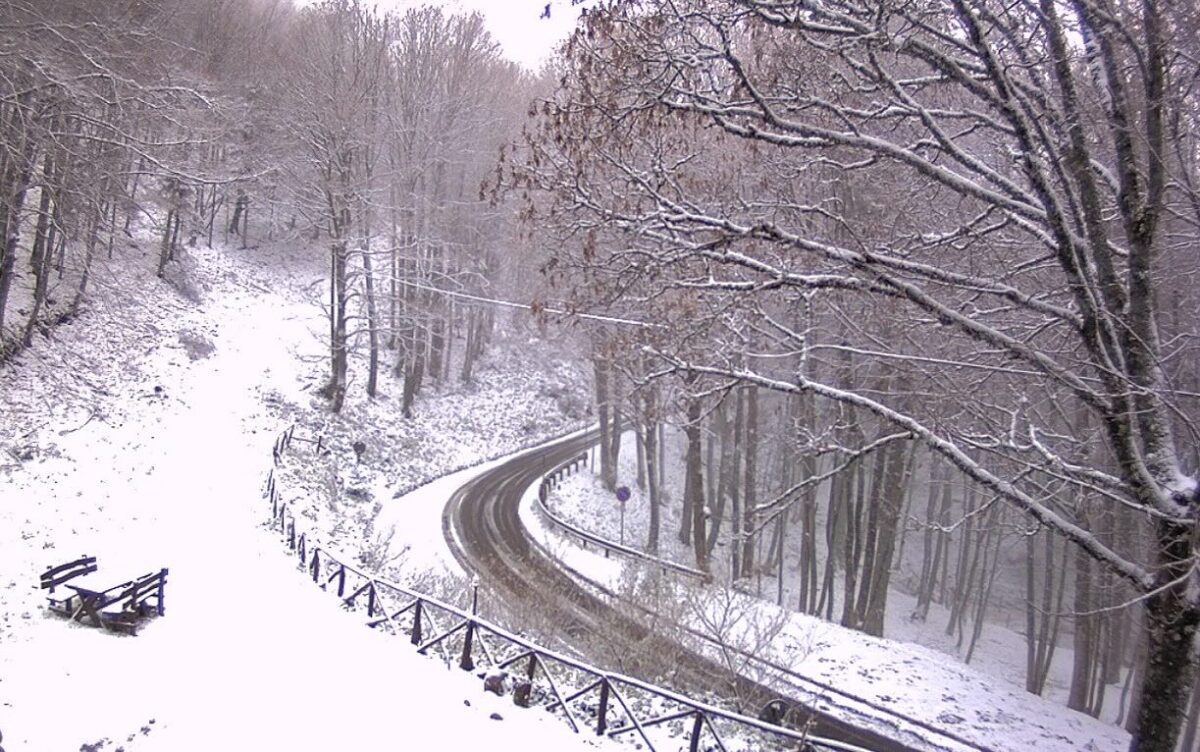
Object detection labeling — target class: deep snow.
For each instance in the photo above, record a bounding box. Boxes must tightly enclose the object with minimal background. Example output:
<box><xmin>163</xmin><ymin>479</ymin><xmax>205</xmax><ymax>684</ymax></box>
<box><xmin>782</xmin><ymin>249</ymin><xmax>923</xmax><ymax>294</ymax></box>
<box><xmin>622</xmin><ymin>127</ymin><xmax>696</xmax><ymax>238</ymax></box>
<box><xmin>0</xmin><ymin>237</ymin><xmax>598</xmax><ymax>751</ymax></box>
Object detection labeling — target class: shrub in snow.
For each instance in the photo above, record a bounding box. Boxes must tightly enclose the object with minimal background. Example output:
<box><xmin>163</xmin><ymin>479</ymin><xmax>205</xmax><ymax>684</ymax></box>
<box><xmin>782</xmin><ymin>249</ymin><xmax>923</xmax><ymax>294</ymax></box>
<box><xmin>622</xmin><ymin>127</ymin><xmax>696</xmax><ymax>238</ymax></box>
<box><xmin>177</xmin><ymin>330</ymin><xmax>215</xmax><ymax>360</ymax></box>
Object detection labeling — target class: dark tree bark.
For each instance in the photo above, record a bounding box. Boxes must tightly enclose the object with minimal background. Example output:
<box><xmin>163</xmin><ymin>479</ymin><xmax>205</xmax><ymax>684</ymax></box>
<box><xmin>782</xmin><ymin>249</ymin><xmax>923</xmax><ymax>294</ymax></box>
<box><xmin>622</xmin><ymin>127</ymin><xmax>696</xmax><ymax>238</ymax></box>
<box><xmin>741</xmin><ymin>384</ymin><xmax>758</xmax><ymax>575</ymax></box>
<box><xmin>683</xmin><ymin>386</ymin><xmax>708</xmax><ymax>573</ymax></box>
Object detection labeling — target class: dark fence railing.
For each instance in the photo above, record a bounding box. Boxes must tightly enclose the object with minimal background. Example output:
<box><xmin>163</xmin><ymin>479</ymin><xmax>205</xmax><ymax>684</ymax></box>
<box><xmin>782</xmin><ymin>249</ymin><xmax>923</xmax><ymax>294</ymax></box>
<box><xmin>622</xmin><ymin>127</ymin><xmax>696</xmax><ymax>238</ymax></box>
<box><xmin>266</xmin><ymin>426</ymin><xmax>876</xmax><ymax>752</ymax></box>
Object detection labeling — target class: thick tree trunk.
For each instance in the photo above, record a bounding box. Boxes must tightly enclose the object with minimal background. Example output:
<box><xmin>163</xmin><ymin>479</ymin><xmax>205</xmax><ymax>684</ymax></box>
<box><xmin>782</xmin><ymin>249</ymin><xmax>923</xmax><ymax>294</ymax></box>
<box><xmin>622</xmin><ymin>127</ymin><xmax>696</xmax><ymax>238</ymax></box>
<box><xmin>841</xmin><ymin>456</ymin><xmax>866</xmax><ymax>629</ymax></box>
<box><xmin>328</xmin><ymin>240</ymin><xmax>349</xmax><ymax>412</ymax></box>
<box><xmin>0</xmin><ymin>154</ymin><xmax>34</xmax><ymax>341</ymax></box>
<box><xmin>594</xmin><ymin>357</ymin><xmax>615</xmax><ymax>490</ymax></box>
<box><xmin>853</xmin><ymin>440</ymin><xmax>890</xmax><ymax>628</ymax></box>
<box><xmin>72</xmin><ymin>204</ymin><xmax>101</xmax><ymax>313</ymax></box>
<box><xmin>730</xmin><ymin>386</ymin><xmax>744</xmax><ymax>578</ymax></box>
<box><xmin>23</xmin><ymin>151</ymin><xmax>55</xmax><ymax>347</ymax></box>
<box><xmin>607</xmin><ymin>390</ymin><xmax>622</xmax><ymax>490</ymax></box>
<box><xmin>862</xmin><ymin>439</ymin><xmax>909</xmax><ymax>636</ymax></box>
<box><xmin>818</xmin><ymin>455</ymin><xmax>848</xmax><ymax>621</ymax></box>
<box><xmin>684</xmin><ymin>389</ymin><xmax>708</xmax><ymax>573</ymax></box>
<box><xmin>362</xmin><ymin>239</ymin><xmax>379</xmax><ymax>398</ymax></box>
<box><xmin>741</xmin><ymin>385</ymin><xmax>758</xmax><ymax>575</ymax></box>
<box><xmin>915</xmin><ymin>457</ymin><xmax>949</xmax><ymax>621</ymax></box>
<box><xmin>1130</xmin><ymin>519</ymin><xmax>1200</xmax><ymax>752</ymax></box>
<box><xmin>796</xmin><ymin>394</ymin><xmax>818</xmax><ymax>614</ymax></box>
<box><xmin>946</xmin><ymin>483</ymin><xmax>977</xmax><ymax>639</ymax></box>
<box><xmin>709</xmin><ymin>397</ymin><xmax>732</xmax><ymax>558</ymax></box>
<box><xmin>644</xmin><ymin>414</ymin><xmax>661</xmax><ymax>553</ymax></box>
<box><xmin>1069</xmin><ymin>502</ymin><xmax>1097</xmax><ymax>713</ymax></box>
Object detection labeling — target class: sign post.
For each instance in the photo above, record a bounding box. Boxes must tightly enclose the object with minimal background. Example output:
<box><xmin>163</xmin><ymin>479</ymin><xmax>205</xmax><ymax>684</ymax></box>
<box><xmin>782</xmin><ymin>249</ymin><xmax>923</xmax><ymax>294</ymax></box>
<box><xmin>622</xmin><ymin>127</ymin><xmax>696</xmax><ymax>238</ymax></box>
<box><xmin>615</xmin><ymin>485</ymin><xmax>630</xmax><ymax>546</ymax></box>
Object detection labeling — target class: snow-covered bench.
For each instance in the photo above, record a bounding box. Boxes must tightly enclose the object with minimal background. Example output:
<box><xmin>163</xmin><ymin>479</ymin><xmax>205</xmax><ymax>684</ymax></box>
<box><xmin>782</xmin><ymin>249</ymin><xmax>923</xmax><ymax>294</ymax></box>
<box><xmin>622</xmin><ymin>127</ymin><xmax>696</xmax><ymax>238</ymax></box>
<box><xmin>39</xmin><ymin>555</ymin><xmax>98</xmax><ymax>614</ymax></box>
<box><xmin>97</xmin><ymin>569</ymin><xmax>167</xmax><ymax>635</ymax></box>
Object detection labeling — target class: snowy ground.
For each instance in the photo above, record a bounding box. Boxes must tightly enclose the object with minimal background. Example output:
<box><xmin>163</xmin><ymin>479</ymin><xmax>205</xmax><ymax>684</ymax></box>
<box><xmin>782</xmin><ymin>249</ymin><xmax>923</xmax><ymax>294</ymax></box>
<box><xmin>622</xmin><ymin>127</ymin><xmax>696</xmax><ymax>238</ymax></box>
<box><xmin>0</xmin><ymin>229</ymin><xmax>1134</xmax><ymax>752</ymax></box>
<box><xmin>529</xmin><ymin>434</ymin><xmax>1132</xmax><ymax>752</ymax></box>
<box><xmin>0</xmin><ymin>236</ymin><xmax>600</xmax><ymax>750</ymax></box>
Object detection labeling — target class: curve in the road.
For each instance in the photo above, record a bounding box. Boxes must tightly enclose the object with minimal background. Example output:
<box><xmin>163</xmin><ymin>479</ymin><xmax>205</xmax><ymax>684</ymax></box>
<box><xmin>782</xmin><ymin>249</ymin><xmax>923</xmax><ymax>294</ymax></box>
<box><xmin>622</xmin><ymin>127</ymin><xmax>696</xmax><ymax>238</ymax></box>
<box><xmin>443</xmin><ymin>430</ymin><xmax>984</xmax><ymax>752</ymax></box>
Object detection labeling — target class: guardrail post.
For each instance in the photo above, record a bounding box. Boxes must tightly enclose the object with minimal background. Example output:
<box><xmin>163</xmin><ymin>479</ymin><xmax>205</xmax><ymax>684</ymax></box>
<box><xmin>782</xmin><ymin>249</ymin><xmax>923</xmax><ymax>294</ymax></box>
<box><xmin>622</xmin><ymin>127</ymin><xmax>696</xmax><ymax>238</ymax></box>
<box><xmin>411</xmin><ymin>600</ymin><xmax>423</xmax><ymax>645</ymax></box>
<box><xmin>460</xmin><ymin>621</ymin><xmax>476</xmax><ymax>671</ymax></box>
<box><xmin>688</xmin><ymin>712</ymin><xmax>705</xmax><ymax>752</ymax></box>
<box><xmin>596</xmin><ymin>679</ymin><xmax>610</xmax><ymax>736</ymax></box>
<box><xmin>334</xmin><ymin>565</ymin><xmax>346</xmax><ymax>597</ymax></box>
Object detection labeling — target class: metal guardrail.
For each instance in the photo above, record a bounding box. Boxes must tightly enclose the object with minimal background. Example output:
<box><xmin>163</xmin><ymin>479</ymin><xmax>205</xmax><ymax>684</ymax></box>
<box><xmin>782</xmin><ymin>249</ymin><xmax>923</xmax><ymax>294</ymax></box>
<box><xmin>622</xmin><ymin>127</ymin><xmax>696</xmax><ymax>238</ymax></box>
<box><xmin>535</xmin><ymin>452</ymin><xmax>708</xmax><ymax>580</ymax></box>
<box><xmin>265</xmin><ymin>426</ymin><xmax>876</xmax><ymax>752</ymax></box>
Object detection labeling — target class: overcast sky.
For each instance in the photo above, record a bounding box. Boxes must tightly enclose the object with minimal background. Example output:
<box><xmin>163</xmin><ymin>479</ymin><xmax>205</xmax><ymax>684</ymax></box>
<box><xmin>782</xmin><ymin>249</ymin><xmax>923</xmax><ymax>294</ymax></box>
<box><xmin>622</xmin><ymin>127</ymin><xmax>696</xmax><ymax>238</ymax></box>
<box><xmin>354</xmin><ymin>0</ymin><xmax>599</xmax><ymax>72</ymax></box>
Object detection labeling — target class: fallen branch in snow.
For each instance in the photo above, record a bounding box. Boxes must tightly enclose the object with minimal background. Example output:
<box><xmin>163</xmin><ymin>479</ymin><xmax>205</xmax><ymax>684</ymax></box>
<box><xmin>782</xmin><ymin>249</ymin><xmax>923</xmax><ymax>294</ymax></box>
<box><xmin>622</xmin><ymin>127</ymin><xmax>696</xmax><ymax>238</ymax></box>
<box><xmin>57</xmin><ymin>407</ymin><xmax>101</xmax><ymax>436</ymax></box>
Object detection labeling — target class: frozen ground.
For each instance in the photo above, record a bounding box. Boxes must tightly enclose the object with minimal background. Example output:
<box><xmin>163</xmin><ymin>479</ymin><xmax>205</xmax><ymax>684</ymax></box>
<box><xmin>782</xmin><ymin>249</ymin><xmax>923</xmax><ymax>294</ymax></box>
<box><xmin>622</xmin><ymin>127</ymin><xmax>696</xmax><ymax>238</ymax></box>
<box><xmin>529</xmin><ymin>434</ymin><xmax>1131</xmax><ymax>752</ymax></box>
<box><xmin>0</xmin><ymin>236</ymin><xmax>597</xmax><ymax>751</ymax></box>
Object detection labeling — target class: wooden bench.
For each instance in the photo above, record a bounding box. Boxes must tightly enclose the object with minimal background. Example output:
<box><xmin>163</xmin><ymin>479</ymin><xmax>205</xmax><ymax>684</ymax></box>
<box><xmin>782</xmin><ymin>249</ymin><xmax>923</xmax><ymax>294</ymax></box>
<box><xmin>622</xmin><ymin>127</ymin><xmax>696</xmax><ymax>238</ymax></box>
<box><xmin>39</xmin><ymin>555</ymin><xmax>98</xmax><ymax>615</ymax></box>
<box><xmin>98</xmin><ymin>569</ymin><xmax>168</xmax><ymax>635</ymax></box>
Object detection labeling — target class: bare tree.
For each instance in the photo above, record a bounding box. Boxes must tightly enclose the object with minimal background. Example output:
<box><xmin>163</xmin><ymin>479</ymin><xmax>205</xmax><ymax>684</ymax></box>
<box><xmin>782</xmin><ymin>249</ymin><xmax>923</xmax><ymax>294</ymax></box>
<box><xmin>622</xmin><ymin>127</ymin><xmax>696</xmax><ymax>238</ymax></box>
<box><xmin>516</xmin><ymin>2</ymin><xmax>1200</xmax><ymax>749</ymax></box>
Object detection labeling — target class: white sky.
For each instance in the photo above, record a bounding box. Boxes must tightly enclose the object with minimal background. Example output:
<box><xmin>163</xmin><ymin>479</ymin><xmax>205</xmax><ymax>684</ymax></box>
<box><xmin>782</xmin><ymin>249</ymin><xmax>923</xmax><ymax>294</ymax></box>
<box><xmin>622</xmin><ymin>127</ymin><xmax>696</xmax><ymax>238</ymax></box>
<box><xmin>353</xmin><ymin>0</ymin><xmax>599</xmax><ymax>72</ymax></box>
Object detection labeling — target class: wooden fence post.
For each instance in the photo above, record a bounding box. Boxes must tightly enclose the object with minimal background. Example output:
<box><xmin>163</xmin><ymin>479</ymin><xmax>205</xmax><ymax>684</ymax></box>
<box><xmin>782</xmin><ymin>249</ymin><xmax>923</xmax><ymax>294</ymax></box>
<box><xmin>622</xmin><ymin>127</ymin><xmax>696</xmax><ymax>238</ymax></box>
<box><xmin>688</xmin><ymin>712</ymin><xmax>705</xmax><ymax>752</ymax></box>
<box><xmin>597</xmin><ymin>679</ymin><xmax>610</xmax><ymax>736</ymax></box>
<box><xmin>366</xmin><ymin>582</ymin><xmax>377</xmax><ymax>617</ymax></box>
<box><xmin>411</xmin><ymin>600</ymin><xmax>423</xmax><ymax>645</ymax></box>
<box><xmin>460</xmin><ymin>621</ymin><xmax>476</xmax><ymax>671</ymax></box>
<box><xmin>310</xmin><ymin>549</ymin><xmax>320</xmax><ymax>583</ymax></box>
<box><xmin>298</xmin><ymin>534</ymin><xmax>307</xmax><ymax>565</ymax></box>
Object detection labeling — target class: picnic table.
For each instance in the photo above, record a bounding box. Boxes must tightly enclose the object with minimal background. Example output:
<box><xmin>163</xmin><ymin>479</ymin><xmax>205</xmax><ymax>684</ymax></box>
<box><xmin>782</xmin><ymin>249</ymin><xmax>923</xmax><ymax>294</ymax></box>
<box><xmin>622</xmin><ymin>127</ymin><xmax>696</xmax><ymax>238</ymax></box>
<box><xmin>40</xmin><ymin>556</ymin><xmax>167</xmax><ymax>635</ymax></box>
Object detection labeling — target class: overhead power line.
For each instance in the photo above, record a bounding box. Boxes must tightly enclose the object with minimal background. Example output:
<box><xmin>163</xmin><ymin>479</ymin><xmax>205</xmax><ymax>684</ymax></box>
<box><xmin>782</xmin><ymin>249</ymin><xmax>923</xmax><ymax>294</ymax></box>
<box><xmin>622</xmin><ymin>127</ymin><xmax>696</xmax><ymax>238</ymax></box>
<box><xmin>397</xmin><ymin>279</ymin><xmax>665</xmax><ymax>330</ymax></box>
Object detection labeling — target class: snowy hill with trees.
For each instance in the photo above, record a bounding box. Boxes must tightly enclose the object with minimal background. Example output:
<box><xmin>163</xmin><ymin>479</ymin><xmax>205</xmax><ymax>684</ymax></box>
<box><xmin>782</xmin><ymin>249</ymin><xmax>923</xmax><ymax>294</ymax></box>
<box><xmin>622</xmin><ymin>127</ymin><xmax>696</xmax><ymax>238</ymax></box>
<box><xmin>0</xmin><ymin>1</ymin><xmax>1197</xmax><ymax>751</ymax></box>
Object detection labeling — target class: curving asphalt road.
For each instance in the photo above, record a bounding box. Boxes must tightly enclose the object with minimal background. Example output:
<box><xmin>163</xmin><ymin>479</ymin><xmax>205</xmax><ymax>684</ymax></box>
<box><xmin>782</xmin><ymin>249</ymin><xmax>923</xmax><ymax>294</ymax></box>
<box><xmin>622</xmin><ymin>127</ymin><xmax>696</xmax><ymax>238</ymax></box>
<box><xmin>443</xmin><ymin>430</ymin><xmax>971</xmax><ymax>752</ymax></box>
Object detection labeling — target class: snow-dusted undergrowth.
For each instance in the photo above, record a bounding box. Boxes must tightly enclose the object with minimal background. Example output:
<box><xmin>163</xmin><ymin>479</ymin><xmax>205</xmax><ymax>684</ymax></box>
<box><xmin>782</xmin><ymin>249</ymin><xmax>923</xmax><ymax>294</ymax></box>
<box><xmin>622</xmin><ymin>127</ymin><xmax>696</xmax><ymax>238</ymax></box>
<box><xmin>532</xmin><ymin>433</ymin><xmax>1132</xmax><ymax>752</ymax></box>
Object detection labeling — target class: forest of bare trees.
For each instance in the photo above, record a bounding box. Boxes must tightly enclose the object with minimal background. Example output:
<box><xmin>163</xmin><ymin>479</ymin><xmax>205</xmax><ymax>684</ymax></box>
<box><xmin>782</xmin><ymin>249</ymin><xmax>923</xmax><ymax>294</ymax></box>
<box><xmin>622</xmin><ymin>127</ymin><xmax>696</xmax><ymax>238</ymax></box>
<box><xmin>0</xmin><ymin>0</ymin><xmax>533</xmax><ymax>415</ymax></box>
<box><xmin>4</xmin><ymin>1</ymin><xmax>1199</xmax><ymax>751</ymax></box>
<box><xmin>511</xmin><ymin>2</ymin><xmax>1200</xmax><ymax>751</ymax></box>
